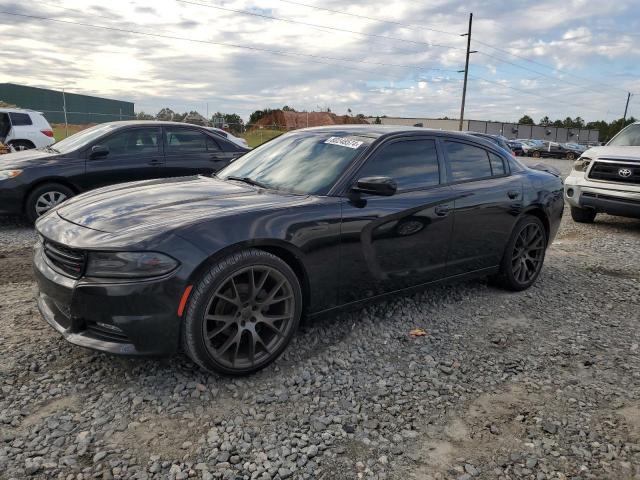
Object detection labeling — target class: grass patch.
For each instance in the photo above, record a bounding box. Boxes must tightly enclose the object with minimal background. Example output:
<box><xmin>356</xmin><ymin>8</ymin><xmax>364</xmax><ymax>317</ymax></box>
<box><xmin>239</xmin><ymin>129</ymin><xmax>284</xmax><ymax>148</ymax></box>
<box><xmin>51</xmin><ymin>124</ymin><xmax>92</xmax><ymax>141</ymax></box>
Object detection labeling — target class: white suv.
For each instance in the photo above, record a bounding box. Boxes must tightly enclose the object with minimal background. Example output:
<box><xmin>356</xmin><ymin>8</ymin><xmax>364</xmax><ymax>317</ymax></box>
<box><xmin>0</xmin><ymin>108</ymin><xmax>55</xmax><ymax>150</ymax></box>
<box><xmin>564</xmin><ymin>122</ymin><xmax>640</xmax><ymax>222</ymax></box>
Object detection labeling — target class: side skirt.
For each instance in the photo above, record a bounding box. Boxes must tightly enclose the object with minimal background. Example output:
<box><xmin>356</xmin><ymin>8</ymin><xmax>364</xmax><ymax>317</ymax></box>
<box><xmin>307</xmin><ymin>265</ymin><xmax>500</xmax><ymax>320</ymax></box>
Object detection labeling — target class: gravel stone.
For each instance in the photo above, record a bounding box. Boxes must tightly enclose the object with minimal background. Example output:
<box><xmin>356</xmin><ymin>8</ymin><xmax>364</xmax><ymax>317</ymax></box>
<box><xmin>1</xmin><ymin>158</ymin><xmax>638</xmax><ymax>479</ymax></box>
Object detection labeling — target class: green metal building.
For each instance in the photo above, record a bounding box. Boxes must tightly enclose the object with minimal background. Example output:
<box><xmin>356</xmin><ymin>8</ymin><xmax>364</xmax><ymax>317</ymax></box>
<box><xmin>0</xmin><ymin>83</ymin><xmax>135</xmax><ymax>124</ymax></box>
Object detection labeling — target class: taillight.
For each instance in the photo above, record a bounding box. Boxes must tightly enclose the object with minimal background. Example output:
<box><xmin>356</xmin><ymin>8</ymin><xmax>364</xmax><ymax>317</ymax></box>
<box><xmin>41</xmin><ymin>130</ymin><xmax>54</xmax><ymax>138</ymax></box>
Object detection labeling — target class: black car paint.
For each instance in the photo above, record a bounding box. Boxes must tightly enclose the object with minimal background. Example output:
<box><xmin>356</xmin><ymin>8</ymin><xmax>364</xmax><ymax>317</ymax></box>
<box><xmin>0</xmin><ymin>122</ymin><xmax>248</xmax><ymax>216</ymax></box>
<box><xmin>33</xmin><ymin>126</ymin><xmax>564</xmax><ymax>357</ymax></box>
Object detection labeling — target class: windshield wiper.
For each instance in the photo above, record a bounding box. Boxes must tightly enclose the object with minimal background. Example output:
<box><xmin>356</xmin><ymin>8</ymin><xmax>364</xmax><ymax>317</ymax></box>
<box><xmin>226</xmin><ymin>176</ymin><xmax>269</xmax><ymax>189</ymax></box>
<box><xmin>44</xmin><ymin>145</ymin><xmax>59</xmax><ymax>153</ymax></box>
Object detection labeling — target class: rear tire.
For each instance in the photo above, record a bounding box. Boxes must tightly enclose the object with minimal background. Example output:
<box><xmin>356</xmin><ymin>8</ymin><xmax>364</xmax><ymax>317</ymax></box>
<box><xmin>570</xmin><ymin>206</ymin><xmax>596</xmax><ymax>223</ymax></box>
<box><xmin>9</xmin><ymin>140</ymin><xmax>35</xmax><ymax>151</ymax></box>
<box><xmin>566</xmin><ymin>152</ymin><xmax>576</xmax><ymax>161</ymax></box>
<box><xmin>25</xmin><ymin>183</ymin><xmax>74</xmax><ymax>223</ymax></box>
<box><xmin>494</xmin><ymin>215</ymin><xmax>547</xmax><ymax>292</ymax></box>
<box><xmin>182</xmin><ymin>249</ymin><xmax>302</xmax><ymax>376</ymax></box>
<box><xmin>531</xmin><ymin>150</ymin><xmax>541</xmax><ymax>158</ymax></box>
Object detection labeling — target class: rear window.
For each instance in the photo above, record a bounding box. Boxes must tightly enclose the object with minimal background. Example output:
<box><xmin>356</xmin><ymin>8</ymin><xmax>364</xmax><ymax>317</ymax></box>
<box><xmin>9</xmin><ymin>112</ymin><xmax>33</xmax><ymax>126</ymax></box>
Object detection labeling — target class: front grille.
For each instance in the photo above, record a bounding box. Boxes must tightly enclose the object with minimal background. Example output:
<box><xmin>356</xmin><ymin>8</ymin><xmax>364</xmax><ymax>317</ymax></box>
<box><xmin>43</xmin><ymin>240</ymin><xmax>86</xmax><ymax>278</ymax></box>
<box><xmin>588</xmin><ymin>161</ymin><xmax>640</xmax><ymax>184</ymax></box>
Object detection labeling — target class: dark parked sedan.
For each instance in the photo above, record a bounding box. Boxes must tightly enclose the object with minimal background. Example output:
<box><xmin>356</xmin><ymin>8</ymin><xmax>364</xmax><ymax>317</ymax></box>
<box><xmin>34</xmin><ymin>126</ymin><xmax>564</xmax><ymax>375</ymax></box>
<box><xmin>0</xmin><ymin>120</ymin><xmax>248</xmax><ymax>222</ymax></box>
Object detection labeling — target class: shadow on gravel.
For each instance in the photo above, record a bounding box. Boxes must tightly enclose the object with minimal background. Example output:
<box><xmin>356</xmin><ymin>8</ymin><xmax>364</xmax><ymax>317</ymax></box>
<box><xmin>0</xmin><ymin>247</ymin><xmax>35</xmax><ymax>284</ymax></box>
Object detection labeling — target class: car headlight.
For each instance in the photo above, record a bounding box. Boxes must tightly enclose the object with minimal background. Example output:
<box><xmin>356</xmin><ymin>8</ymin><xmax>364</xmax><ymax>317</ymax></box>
<box><xmin>0</xmin><ymin>170</ymin><xmax>22</xmax><ymax>181</ymax></box>
<box><xmin>573</xmin><ymin>157</ymin><xmax>592</xmax><ymax>172</ymax></box>
<box><xmin>85</xmin><ymin>251</ymin><xmax>179</xmax><ymax>278</ymax></box>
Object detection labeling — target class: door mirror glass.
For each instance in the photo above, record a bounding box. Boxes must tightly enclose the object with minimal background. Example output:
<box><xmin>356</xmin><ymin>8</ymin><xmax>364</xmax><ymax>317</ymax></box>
<box><xmin>90</xmin><ymin>144</ymin><xmax>109</xmax><ymax>159</ymax></box>
<box><xmin>353</xmin><ymin>176</ymin><xmax>397</xmax><ymax>196</ymax></box>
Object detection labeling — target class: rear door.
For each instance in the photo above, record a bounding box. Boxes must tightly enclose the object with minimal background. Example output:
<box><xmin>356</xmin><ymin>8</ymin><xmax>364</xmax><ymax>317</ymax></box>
<box><xmin>81</xmin><ymin>126</ymin><xmax>164</xmax><ymax>190</ymax></box>
<box><xmin>442</xmin><ymin>139</ymin><xmax>522</xmax><ymax>276</ymax></box>
<box><xmin>163</xmin><ymin>126</ymin><xmax>236</xmax><ymax>177</ymax></box>
<box><xmin>339</xmin><ymin>136</ymin><xmax>456</xmax><ymax>304</ymax></box>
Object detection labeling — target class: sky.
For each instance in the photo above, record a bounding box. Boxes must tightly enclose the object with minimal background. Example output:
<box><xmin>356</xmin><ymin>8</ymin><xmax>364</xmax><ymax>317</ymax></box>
<box><xmin>0</xmin><ymin>0</ymin><xmax>639</xmax><ymax>123</ymax></box>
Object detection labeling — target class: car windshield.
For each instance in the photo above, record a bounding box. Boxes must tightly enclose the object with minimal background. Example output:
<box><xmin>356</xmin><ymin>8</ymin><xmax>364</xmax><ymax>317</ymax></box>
<box><xmin>608</xmin><ymin>124</ymin><xmax>640</xmax><ymax>146</ymax></box>
<box><xmin>51</xmin><ymin>123</ymin><xmax>119</xmax><ymax>153</ymax></box>
<box><xmin>217</xmin><ymin>131</ymin><xmax>374</xmax><ymax>195</ymax></box>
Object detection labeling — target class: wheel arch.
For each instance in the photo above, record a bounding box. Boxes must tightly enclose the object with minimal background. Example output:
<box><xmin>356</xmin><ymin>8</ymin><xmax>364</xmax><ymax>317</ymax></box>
<box><xmin>520</xmin><ymin>206</ymin><xmax>550</xmax><ymax>245</ymax></box>
<box><xmin>23</xmin><ymin>178</ymin><xmax>81</xmax><ymax>213</ymax></box>
<box><xmin>8</xmin><ymin>139</ymin><xmax>36</xmax><ymax>149</ymax></box>
<box><xmin>187</xmin><ymin>239</ymin><xmax>311</xmax><ymax>313</ymax></box>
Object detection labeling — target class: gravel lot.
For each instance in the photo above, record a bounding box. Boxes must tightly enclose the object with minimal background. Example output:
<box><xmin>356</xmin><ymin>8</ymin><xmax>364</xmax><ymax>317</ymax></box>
<box><xmin>1</xmin><ymin>158</ymin><xmax>639</xmax><ymax>480</ymax></box>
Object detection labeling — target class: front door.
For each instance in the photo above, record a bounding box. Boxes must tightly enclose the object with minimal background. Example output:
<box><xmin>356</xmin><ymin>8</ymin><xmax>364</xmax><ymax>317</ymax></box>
<box><xmin>339</xmin><ymin>137</ymin><xmax>456</xmax><ymax>305</ymax></box>
<box><xmin>442</xmin><ymin>139</ymin><xmax>523</xmax><ymax>276</ymax></box>
<box><xmin>82</xmin><ymin>126</ymin><xmax>164</xmax><ymax>190</ymax></box>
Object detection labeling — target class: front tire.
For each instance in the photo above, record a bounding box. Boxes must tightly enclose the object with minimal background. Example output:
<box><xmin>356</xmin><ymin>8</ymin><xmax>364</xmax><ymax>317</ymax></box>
<box><xmin>495</xmin><ymin>216</ymin><xmax>547</xmax><ymax>291</ymax></box>
<box><xmin>531</xmin><ymin>150</ymin><xmax>541</xmax><ymax>158</ymax></box>
<box><xmin>566</xmin><ymin>152</ymin><xmax>576</xmax><ymax>161</ymax></box>
<box><xmin>25</xmin><ymin>183</ymin><xmax>74</xmax><ymax>223</ymax></box>
<box><xmin>570</xmin><ymin>206</ymin><xmax>596</xmax><ymax>223</ymax></box>
<box><xmin>182</xmin><ymin>249</ymin><xmax>302</xmax><ymax>375</ymax></box>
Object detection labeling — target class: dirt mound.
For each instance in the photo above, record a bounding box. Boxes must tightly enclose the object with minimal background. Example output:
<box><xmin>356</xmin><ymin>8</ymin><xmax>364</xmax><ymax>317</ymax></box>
<box><xmin>253</xmin><ymin>110</ymin><xmax>369</xmax><ymax>129</ymax></box>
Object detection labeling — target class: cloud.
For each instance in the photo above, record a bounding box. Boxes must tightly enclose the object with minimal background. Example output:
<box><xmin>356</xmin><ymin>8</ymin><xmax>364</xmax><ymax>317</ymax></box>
<box><xmin>0</xmin><ymin>0</ymin><xmax>638</xmax><ymax>122</ymax></box>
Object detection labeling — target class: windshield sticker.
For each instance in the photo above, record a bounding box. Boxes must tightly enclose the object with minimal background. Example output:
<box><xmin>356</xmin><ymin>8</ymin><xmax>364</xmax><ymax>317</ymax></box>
<box><xmin>324</xmin><ymin>136</ymin><xmax>364</xmax><ymax>149</ymax></box>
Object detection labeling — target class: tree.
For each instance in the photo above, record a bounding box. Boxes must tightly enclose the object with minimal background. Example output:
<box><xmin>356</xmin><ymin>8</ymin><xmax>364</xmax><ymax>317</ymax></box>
<box><xmin>552</xmin><ymin>119</ymin><xmax>564</xmax><ymax>128</ymax></box>
<box><xmin>539</xmin><ymin>116</ymin><xmax>551</xmax><ymax>126</ymax></box>
<box><xmin>136</xmin><ymin>111</ymin><xmax>154</xmax><ymax>120</ymax></box>
<box><xmin>282</xmin><ymin>105</ymin><xmax>295</xmax><ymax>112</ymax></box>
<box><xmin>518</xmin><ymin>115</ymin><xmax>534</xmax><ymax>125</ymax></box>
<box><xmin>374</xmin><ymin>116</ymin><xmax>382</xmax><ymax>124</ymax></box>
<box><xmin>249</xmin><ymin>108</ymin><xmax>274</xmax><ymax>124</ymax></box>
<box><xmin>156</xmin><ymin>108</ymin><xmax>175</xmax><ymax>121</ymax></box>
<box><xmin>347</xmin><ymin>108</ymin><xmax>352</xmax><ymax>116</ymax></box>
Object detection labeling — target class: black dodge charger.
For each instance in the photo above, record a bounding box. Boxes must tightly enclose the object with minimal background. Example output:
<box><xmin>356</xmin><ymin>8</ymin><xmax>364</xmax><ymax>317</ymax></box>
<box><xmin>34</xmin><ymin>126</ymin><xmax>564</xmax><ymax>375</ymax></box>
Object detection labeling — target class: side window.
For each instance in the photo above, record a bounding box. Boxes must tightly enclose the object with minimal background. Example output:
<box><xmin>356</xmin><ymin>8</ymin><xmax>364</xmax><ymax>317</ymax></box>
<box><xmin>488</xmin><ymin>152</ymin><xmax>506</xmax><ymax>176</ymax></box>
<box><xmin>101</xmin><ymin>128</ymin><xmax>160</xmax><ymax>155</ymax></box>
<box><xmin>9</xmin><ymin>112</ymin><xmax>33</xmax><ymax>126</ymax></box>
<box><xmin>166</xmin><ymin>129</ymin><xmax>216</xmax><ymax>152</ymax></box>
<box><xmin>356</xmin><ymin>139</ymin><xmax>440</xmax><ymax>191</ymax></box>
<box><xmin>445</xmin><ymin>141</ymin><xmax>492</xmax><ymax>182</ymax></box>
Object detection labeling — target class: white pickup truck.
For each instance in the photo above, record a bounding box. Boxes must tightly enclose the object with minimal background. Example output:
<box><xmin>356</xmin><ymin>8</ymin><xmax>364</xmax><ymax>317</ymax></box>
<box><xmin>564</xmin><ymin>122</ymin><xmax>640</xmax><ymax>222</ymax></box>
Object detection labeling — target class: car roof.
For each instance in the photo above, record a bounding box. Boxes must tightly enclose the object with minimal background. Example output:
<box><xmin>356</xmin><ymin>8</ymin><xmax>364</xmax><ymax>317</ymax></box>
<box><xmin>97</xmin><ymin>120</ymin><xmax>215</xmax><ymax>128</ymax></box>
<box><xmin>291</xmin><ymin>124</ymin><xmax>504</xmax><ymax>142</ymax></box>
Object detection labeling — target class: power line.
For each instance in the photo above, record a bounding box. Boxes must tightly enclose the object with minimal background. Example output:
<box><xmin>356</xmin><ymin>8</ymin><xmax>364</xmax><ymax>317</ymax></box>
<box><xmin>276</xmin><ymin>0</ymin><xmax>460</xmax><ymax>37</ymax></box>
<box><xmin>271</xmin><ymin>0</ymin><xmax>633</xmax><ymax>95</ymax></box>
<box><xmin>468</xmin><ymin>74</ymin><xmax>604</xmax><ymax>113</ymax></box>
<box><xmin>174</xmin><ymin>0</ymin><xmax>463</xmax><ymax>51</ymax></box>
<box><xmin>0</xmin><ymin>10</ymin><xmax>458</xmax><ymax>76</ymax></box>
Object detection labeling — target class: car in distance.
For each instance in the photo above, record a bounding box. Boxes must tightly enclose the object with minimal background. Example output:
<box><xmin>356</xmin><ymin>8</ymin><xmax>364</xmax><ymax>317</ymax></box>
<box><xmin>205</xmin><ymin>127</ymin><xmax>250</xmax><ymax>149</ymax></box>
<box><xmin>564</xmin><ymin>121</ymin><xmax>640</xmax><ymax>222</ymax></box>
<box><xmin>33</xmin><ymin>126</ymin><xmax>564</xmax><ymax>375</ymax></box>
<box><xmin>0</xmin><ymin>120</ymin><xmax>249</xmax><ymax>222</ymax></box>
<box><xmin>0</xmin><ymin>108</ymin><xmax>55</xmax><ymax>150</ymax></box>
<box><xmin>468</xmin><ymin>132</ymin><xmax>515</xmax><ymax>156</ymax></box>
<box><xmin>507</xmin><ymin>140</ymin><xmax>524</xmax><ymax>156</ymax></box>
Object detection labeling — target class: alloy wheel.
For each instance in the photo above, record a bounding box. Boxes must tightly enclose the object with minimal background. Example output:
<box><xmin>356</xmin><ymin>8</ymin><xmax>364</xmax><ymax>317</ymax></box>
<box><xmin>35</xmin><ymin>191</ymin><xmax>68</xmax><ymax>216</ymax></box>
<box><xmin>511</xmin><ymin>223</ymin><xmax>545</xmax><ymax>284</ymax></box>
<box><xmin>202</xmin><ymin>265</ymin><xmax>295</xmax><ymax>369</ymax></box>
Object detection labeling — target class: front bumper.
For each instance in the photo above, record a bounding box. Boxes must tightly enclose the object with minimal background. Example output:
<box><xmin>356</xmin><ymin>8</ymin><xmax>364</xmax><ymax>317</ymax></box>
<box><xmin>34</xmin><ymin>241</ymin><xmax>185</xmax><ymax>356</ymax></box>
<box><xmin>564</xmin><ymin>172</ymin><xmax>640</xmax><ymax>219</ymax></box>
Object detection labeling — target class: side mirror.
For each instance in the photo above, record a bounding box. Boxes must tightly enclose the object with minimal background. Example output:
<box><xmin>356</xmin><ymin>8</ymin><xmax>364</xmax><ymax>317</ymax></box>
<box><xmin>90</xmin><ymin>145</ymin><xmax>109</xmax><ymax>159</ymax></box>
<box><xmin>352</xmin><ymin>176</ymin><xmax>397</xmax><ymax>196</ymax></box>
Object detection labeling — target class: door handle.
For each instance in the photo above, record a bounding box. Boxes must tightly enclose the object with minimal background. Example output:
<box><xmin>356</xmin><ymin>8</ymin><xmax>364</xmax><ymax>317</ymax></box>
<box><xmin>507</xmin><ymin>190</ymin><xmax>520</xmax><ymax>199</ymax></box>
<box><xmin>434</xmin><ymin>204</ymin><xmax>451</xmax><ymax>216</ymax></box>
<box><xmin>148</xmin><ymin>159</ymin><xmax>162</xmax><ymax>166</ymax></box>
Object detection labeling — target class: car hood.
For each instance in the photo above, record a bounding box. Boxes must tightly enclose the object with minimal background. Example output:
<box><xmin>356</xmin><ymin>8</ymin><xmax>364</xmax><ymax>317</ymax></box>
<box><xmin>55</xmin><ymin>176</ymin><xmax>307</xmax><ymax>234</ymax></box>
<box><xmin>583</xmin><ymin>145</ymin><xmax>640</xmax><ymax>161</ymax></box>
<box><xmin>0</xmin><ymin>148</ymin><xmax>61</xmax><ymax>168</ymax></box>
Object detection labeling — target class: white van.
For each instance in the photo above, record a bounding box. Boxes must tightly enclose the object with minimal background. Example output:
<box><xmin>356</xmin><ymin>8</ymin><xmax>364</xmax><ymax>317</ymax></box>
<box><xmin>0</xmin><ymin>108</ymin><xmax>55</xmax><ymax>150</ymax></box>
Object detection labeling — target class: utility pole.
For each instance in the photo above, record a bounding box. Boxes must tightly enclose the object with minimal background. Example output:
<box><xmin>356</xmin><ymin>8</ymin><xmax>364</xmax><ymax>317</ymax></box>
<box><xmin>62</xmin><ymin>89</ymin><xmax>69</xmax><ymax>138</ymax></box>
<box><xmin>458</xmin><ymin>13</ymin><xmax>476</xmax><ymax>131</ymax></box>
<box><xmin>623</xmin><ymin>92</ymin><xmax>631</xmax><ymax>123</ymax></box>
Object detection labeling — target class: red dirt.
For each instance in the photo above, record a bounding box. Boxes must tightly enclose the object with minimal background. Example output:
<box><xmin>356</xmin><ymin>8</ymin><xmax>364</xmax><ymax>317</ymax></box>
<box><xmin>253</xmin><ymin>110</ymin><xmax>369</xmax><ymax>129</ymax></box>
